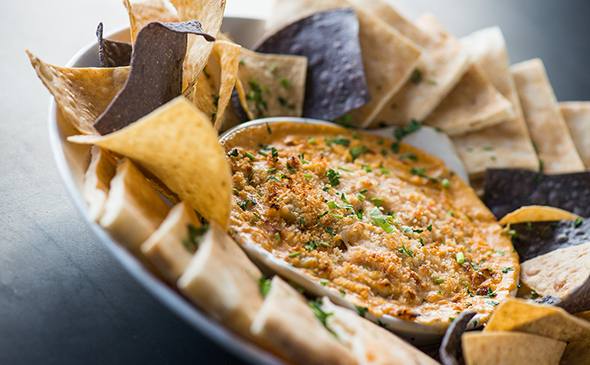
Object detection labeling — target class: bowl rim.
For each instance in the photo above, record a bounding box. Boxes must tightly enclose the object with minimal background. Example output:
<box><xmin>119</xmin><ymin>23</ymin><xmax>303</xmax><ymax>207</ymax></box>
<box><xmin>48</xmin><ymin>20</ymin><xmax>282</xmax><ymax>365</ymax></box>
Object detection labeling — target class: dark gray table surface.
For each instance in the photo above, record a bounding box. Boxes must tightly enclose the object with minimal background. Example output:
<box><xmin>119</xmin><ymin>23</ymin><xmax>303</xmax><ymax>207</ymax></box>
<box><xmin>1</xmin><ymin>1</ymin><xmax>588</xmax><ymax>364</ymax></box>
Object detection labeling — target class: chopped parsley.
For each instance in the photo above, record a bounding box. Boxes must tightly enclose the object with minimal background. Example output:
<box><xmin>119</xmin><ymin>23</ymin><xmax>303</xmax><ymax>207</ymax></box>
<box><xmin>355</xmin><ymin>306</ymin><xmax>369</xmax><ymax>316</ymax></box>
<box><xmin>326</xmin><ymin>169</ymin><xmax>340</xmax><ymax>187</ymax></box>
<box><xmin>182</xmin><ymin>224</ymin><xmax>209</xmax><ymax>253</ymax></box>
<box><xmin>334</xmin><ymin>114</ymin><xmax>353</xmax><ymax>127</ymax></box>
<box><xmin>304</xmin><ymin>240</ymin><xmax>329</xmax><ymax>251</ymax></box>
<box><xmin>370</xmin><ymin>197</ymin><xmax>384</xmax><ymax>207</ymax></box>
<box><xmin>502</xmin><ymin>266</ymin><xmax>514</xmax><ymax>274</ymax></box>
<box><xmin>258</xmin><ymin>277</ymin><xmax>272</xmax><ymax>297</ymax></box>
<box><xmin>279</xmin><ymin>78</ymin><xmax>291</xmax><ymax>89</ymax></box>
<box><xmin>369</xmin><ymin>208</ymin><xmax>395</xmax><ymax>233</ymax></box>
<box><xmin>398</xmin><ymin>245</ymin><xmax>414</xmax><ymax>257</ymax></box>
<box><xmin>228</xmin><ymin>148</ymin><xmax>239</xmax><ymax>157</ymax></box>
<box><xmin>350</xmin><ymin>145</ymin><xmax>369</xmax><ymax>161</ymax></box>
<box><xmin>239</xmin><ymin>198</ymin><xmax>256</xmax><ymax>210</ymax></box>
<box><xmin>246</xmin><ymin>80</ymin><xmax>268</xmax><ymax>116</ymax></box>
<box><xmin>394</xmin><ymin>120</ymin><xmax>422</xmax><ymax>143</ymax></box>
<box><xmin>433</xmin><ymin>277</ymin><xmax>445</xmax><ymax>285</ymax></box>
<box><xmin>427</xmin><ymin>224</ymin><xmax>433</xmax><ymax>232</ymax></box>
<box><xmin>486</xmin><ymin>288</ymin><xmax>497</xmax><ymax>298</ymax></box>
<box><xmin>574</xmin><ymin>217</ymin><xmax>584</xmax><ymax>228</ymax></box>
<box><xmin>399</xmin><ymin>152</ymin><xmax>418</xmax><ymax>162</ymax></box>
<box><xmin>326</xmin><ymin>136</ymin><xmax>351</xmax><ymax>147</ymax></box>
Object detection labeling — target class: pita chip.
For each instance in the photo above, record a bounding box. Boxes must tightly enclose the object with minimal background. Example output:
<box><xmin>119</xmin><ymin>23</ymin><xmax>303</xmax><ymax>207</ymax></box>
<box><xmin>27</xmin><ymin>51</ymin><xmax>129</xmax><ymax>135</ymax></box>
<box><xmin>178</xmin><ymin>223</ymin><xmax>264</xmax><ymax>340</ymax></box>
<box><xmin>100</xmin><ymin>158</ymin><xmax>170</xmax><ymax>252</ymax></box>
<box><xmin>452</xmin><ymin>27</ymin><xmax>538</xmax><ymax>179</ymax></box>
<box><xmin>372</xmin><ymin>13</ymin><xmax>470</xmax><ymax>126</ymax></box>
<box><xmin>250</xmin><ymin>277</ymin><xmax>356</xmax><ymax>365</ymax></box>
<box><xmin>511</xmin><ymin>59</ymin><xmax>585</xmax><ymax>173</ymax></box>
<box><xmin>267</xmin><ymin>0</ymin><xmax>422</xmax><ymax>127</ymax></box>
<box><xmin>462</xmin><ymin>332</ymin><xmax>566</xmax><ymax>365</ymax></box>
<box><xmin>321</xmin><ymin>299</ymin><xmax>438</xmax><ymax>365</ymax></box>
<box><xmin>560</xmin><ymin>102</ymin><xmax>590</xmax><ymax>169</ymax></box>
<box><xmin>83</xmin><ymin>146</ymin><xmax>117</xmax><ymax>221</ymax></box>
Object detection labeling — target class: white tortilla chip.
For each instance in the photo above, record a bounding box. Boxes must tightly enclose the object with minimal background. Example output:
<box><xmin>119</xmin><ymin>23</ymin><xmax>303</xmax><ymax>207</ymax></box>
<box><xmin>267</xmin><ymin>0</ymin><xmax>422</xmax><ymax>127</ymax></box>
<box><xmin>452</xmin><ymin>27</ymin><xmax>538</xmax><ymax>179</ymax></box>
<box><xmin>521</xmin><ymin>241</ymin><xmax>590</xmax><ymax>302</ymax></box>
<box><xmin>123</xmin><ymin>0</ymin><xmax>179</xmax><ymax>43</ymax></box>
<box><xmin>100</xmin><ymin>159</ymin><xmax>170</xmax><ymax>252</ymax></box>
<box><xmin>560</xmin><ymin>102</ymin><xmax>590</xmax><ymax>169</ymax></box>
<box><xmin>141</xmin><ymin>202</ymin><xmax>201</xmax><ymax>283</ymax></box>
<box><xmin>372</xmin><ymin>14</ymin><xmax>470</xmax><ymax>126</ymax></box>
<box><xmin>250</xmin><ymin>277</ymin><xmax>356</xmax><ymax>365</ymax></box>
<box><xmin>83</xmin><ymin>146</ymin><xmax>117</xmax><ymax>221</ymax></box>
<box><xmin>178</xmin><ymin>223</ymin><xmax>263</xmax><ymax>340</ymax></box>
<box><xmin>321</xmin><ymin>299</ymin><xmax>438</xmax><ymax>365</ymax></box>
<box><xmin>511</xmin><ymin>59</ymin><xmax>585</xmax><ymax>173</ymax></box>
<box><xmin>462</xmin><ymin>331</ymin><xmax>566</xmax><ymax>365</ymax></box>
<box><xmin>27</xmin><ymin>51</ymin><xmax>129</xmax><ymax>135</ymax></box>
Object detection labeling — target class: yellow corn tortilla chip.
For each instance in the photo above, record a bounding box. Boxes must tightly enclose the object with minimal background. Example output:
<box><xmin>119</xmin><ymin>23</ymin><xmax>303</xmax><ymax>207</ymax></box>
<box><xmin>426</xmin><ymin>64</ymin><xmax>514</xmax><ymax>136</ymax></box>
<box><xmin>560</xmin><ymin>102</ymin><xmax>590</xmax><ymax>169</ymax></box>
<box><xmin>100</xmin><ymin>158</ymin><xmax>170</xmax><ymax>252</ymax></box>
<box><xmin>186</xmin><ymin>40</ymin><xmax>241</xmax><ymax>130</ymax></box>
<box><xmin>141</xmin><ymin>202</ymin><xmax>202</xmax><ymax>283</ymax></box>
<box><xmin>577</xmin><ymin>311</ymin><xmax>590</xmax><ymax>322</ymax></box>
<box><xmin>511</xmin><ymin>59</ymin><xmax>585</xmax><ymax>173</ymax></box>
<box><xmin>27</xmin><ymin>51</ymin><xmax>129</xmax><ymax>135</ymax></box>
<box><xmin>485</xmin><ymin>298</ymin><xmax>590</xmax><ymax>364</ymax></box>
<box><xmin>84</xmin><ymin>146</ymin><xmax>117</xmax><ymax>221</ymax></box>
<box><xmin>451</xmin><ymin>27</ymin><xmax>538</xmax><ymax>180</ymax></box>
<box><xmin>123</xmin><ymin>0</ymin><xmax>179</xmax><ymax>43</ymax></box>
<box><xmin>178</xmin><ymin>223</ymin><xmax>263</xmax><ymax>342</ymax></box>
<box><xmin>250</xmin><ymin>277</ymin><xmax>357</xmax><ymax>365</ymax></box>
<box><xmin>170</xmin><ymin>0</ymin><xmax>226</xmax><ymax>91</ymax></box>
<box><xmin>234</xmin><ymin>48</ymin><xmax>307</xmax><ymax>121</ymax></box>
<box><xmin>499</xmin><ymin>205</ymin><xmax>580</xmax><ymax>225</ymax></box>
<box><xmin>267</xmin><ymin>0</ymin><xmax>422</xmax><ymax>127</ymax></box>
<box><xmin>521</xmin><ymin>242</ymin><xmax>590</xmax><ymax>306</ymax></box>
<box><xmin>69</xmin><ymin>97</ymin><xmax>232</xmax><ymax>228</ymax></box>
<box><xmin>373</xmin><ymin>14</ymin><xmax>470</xmax><ymax>126</ymax></box>
<box><xmin>462</xmin><ymin>331</ymin><xmax>566</xmax><ymax>365</ymax></box>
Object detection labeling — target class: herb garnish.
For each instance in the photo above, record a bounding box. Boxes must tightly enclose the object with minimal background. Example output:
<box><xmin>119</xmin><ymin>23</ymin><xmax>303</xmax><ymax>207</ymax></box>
<box><xmin>246</xmin><ymin>80</ymin><xmax>268</xmax><ymax>116</ymax></box>
<box><xmin>391</xmin><ymin>119</ymin><xmax>422</xmax><ymax>152</ymax></box>
<box><xmin>369</xmin><ymin>208</ymin><xmax>395</xmax><ymax>233</ymax></box>
<box><xmin>574</xmin><ymin>217</ymin><xmax>584</xmax><ymax>228</ymax></box>
<box><xmin>279</xmin><ymin>78</ymin><xmax>291</xmax><ymax>89</ymax></box>
<box><xmin>350</xmin><ymin>145</ymin><xmax>368</xmax><ymax>161</ymax></box>
<box><xmin>398</xmin><ymin>245</ymin><xmax>414</xmax><ymax>257</ymax></box>
<box><xmin>326</xmin><ymin>169</ymin><xmax>340</xmax><ymax>187</ymax></box>
<box><xmin>326</xmin><ymin>136</ymin><xmax>351</xmax><ymax>147</ymax></box>
<box><xmin>308</xmin><ymin>300</ymin><xmax>334</xmax><ymax>332</ymax></box>
<box><xmin>355</xmin><ymin>306</ymin><xmax>369</xmax><ymax>316</ymax></box>
<box><xmin>258</xmin><ymin>277</ymin><xmax>272</xmax><ymax>297</ymax></box>
<box><xmin>456</xmin><ymin>252</ymin><xmax>466</xmax><ymax>265</ymax></box>
<box><xmin>410</xmin><ymin>69</ymin><xmax>423</xmax><ymax>84</ymax></box>
<box><xmin>182</xmin><ymin>224</ymin><xmax>209</xmax><ymax>253</ymax></box>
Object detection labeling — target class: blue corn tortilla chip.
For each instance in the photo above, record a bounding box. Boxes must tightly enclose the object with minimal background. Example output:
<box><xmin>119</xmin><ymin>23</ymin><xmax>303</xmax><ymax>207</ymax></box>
<box><xmin>94</xmin><ymin>21</ymin><xmax>215</xmax><ymax>135</ymax></box>
<box><xmin>255</xmin><ymin>8</ymin><xmax>369</xmax><ymax>121</ymax></box>
<box><xmin>439</xmin><ymin>312</ymin><xmax>476</xmax><ymax>365</ymax></box>
<box><xmin>96</xmin><ymin>23</ymin><xmax>132</xmax><ymax>67</ymax></box>
<box><xmin>483</xmin><ymin>169</ymin><xmax>590</xmax><ymax>219</ymax></box>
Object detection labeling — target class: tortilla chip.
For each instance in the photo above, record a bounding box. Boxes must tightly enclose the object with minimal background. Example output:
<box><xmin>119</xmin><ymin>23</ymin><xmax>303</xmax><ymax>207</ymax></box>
<box><xmin>439</xmin><ymin>312</ymin><xmax>476</xmax><ymax>365</ymax></box>
<box><xmin>321</xmin><ymin>299</ymin><xmax>439</xmax><ymax>365</ymax></box>
<box><xmin>511</xmin><ymin>59</ymin><xmax>585</xmax><ymax>173</ymax></box>
<box><xmin>186</xmin><ymin>40</ymin><xmax>241</xmax><ymax>130</ymax></box>
<box><xmin>96</xmin><ymin>23</ymin><xmax>132</xmax><ymax>67</ymax></box>
<box><xmin>256</xmin><ymin>9</ymin><xmax>367</xmax><ymax>122</ymax></box>
<box><xmin>84</xmin><ymin>146</ymin><xmax>117</xmax><ymax>221</ymax></box>
<box><xmin>451</xmin><ymin>27</ymin><xmax>538</xmax><ymax>179</ymax></box>
<box><xmin>483</xmin><ymin>169</ymin><xmax>590</xmax><ymax>219</ymax></box>
<box><xmin>426</xmin><ymin>64</ymin><xmax>514</xmax><ymax>135</ymax></box>
<box><xmin>232</xmin><ymin>48</ymin><xmax>307</xmax><ymax>121</ymax></box>
<box><xmin>94</xmin><ymin>21</ymin><xmax>214</xmax><ymax>134</ymax></box>
<box><xmin>141</xmin><ymin>202</ymin><xmax>201</xmax><ymax>282</ymax></box>
<box><xmin>178</xmin><ymin>223</ymin><xmax>263</xmax><ymax>341</ymax></box>
<box><xmin>577</xmin><ymin>311</ymin><xmax>590</xmax><ymax>322</ymax></box>
<box><xmin>560</xmin><ymin>102</ymin><xmax>590</xmax><ymax>169</ymax></box>
<box><xmin>373</xmin><ymin>14</ymin><xmax>470</xmax><ymax>126</ymax></box>
<box><xmin>250</xmin><ymin>277</ymin><xmax>356</xmax><ymax>365</ymax></box>
<box><xmin>267</xmin><ymin>0</ymin><xmax>421</xmax><ymax>127</ymax></box>
<box><xmin>100</xmin><ymin>158</ymin><xmax>170</xmax><ymax>252</ymax></box>
<box><xmin>462</xmin><ymin>331</ymin><xmax>566</xmax><ymax>365</ymax></box>
<box><xmin>70</xmin><ymin>97</ymin><xmax>232</xmax><ymax>229</ymax></box>
<box><xmin>170</xmin><ymin>0</ymin><xmax>226</xmax><ymax>90</ymax></box>
<box><xmin>26</xmin><ymin>51</ymin><xmax>129</xmax><ymax>135</ymax></box>
<box><xmin>485</xmin><ymin>298</ymin><xmax>590</xmax><ymax>364</ymax></box>
<box><xmin>521</xmin><ymin>242</ymin><xmax>590</xmax><ymax>313</ymax></box>
<box><xmin>499</xmin><ymin>205</ymin><xmax>580</xmax><ymax>225</ymax></box>
<box><xmin>123</xmin><ymin>0</ymin><xmax>179</xmax><ymax>43</ymax></box>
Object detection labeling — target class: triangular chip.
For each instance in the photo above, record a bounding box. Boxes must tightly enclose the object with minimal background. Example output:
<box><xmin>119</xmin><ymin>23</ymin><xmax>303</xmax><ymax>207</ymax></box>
<box><xmin>321</xmin><ymin>299</ymin><xmax>438</xmax><ymax>365</ymax></box>
<box><xmin>560</xmin><ymin>102</ymin><xmax>590</xmax><ymax>169</ymax></box>
<box><xmin>141</xmin><ymin>202</ymin><xmax>202</xmax><ymax>282</ymax></box>
<box><xmin>485</xmin><ymin>298</ymin><xmax>590</xmax><ymax>364</ymax></box>
<box><xmin>178</xmin><ymin>223</ymin><xmax>264</xmax><ymax>341</ymax></box>
<box><xmin>170</xmin><ymin>0</ymin><xmax>226</xmax><ymax>90</ymax></box>
<box><xmin>232</xmin><ymin>48</ymin><xmax>307</xmax><ymax>121</ymax></box>
<box><xmin>250</xmin><ymin>277</ymin><xmax>357</xmax><ymax>365</ymax></box>
<box><xmin>70</xmin><ymin>97</ymin><xmax>232</xmax><ymax>229</ymax></box>
<box><xmin>100</xmin><ymin>158</ymin><xmax>170</xmax><ymax>252</ymax></box>
<box><xmin>451</xmin><ymin>27</ymin><xmax>538</xmax><ymax>180</ymax></box>
<box><xmin>94</xmin><ymin>21</ymin><xmax>214</xmax><ymax>134</ymax></box>
<box><xmin>96</xmin><ymin>23</ymin><xmax>133</xmax><ymax>67</ymax></box>
<box><xmin>83</xmin><ymin>146</ymin><xmax>117</xmax><ymax>221</ymax></box>
<box><xmin>123</xmin><ymin>0</ymin><xmax>179</xmax><ymax>43</ymax></box>
<box><xmin>267</xmin><ymin>0</ymin><xmax>421</xmax><ymax>127</ymax></box>
<box><xmin>499</xmin><ymin>205</ymin><xmax>580</xmax><ymax>225</ymax></box>
<box><xmin>372</xmin><ymin>13</ymin><xmax>470</xmax><ymax>126</ymax></box>
<box><xmin>462</xmin><ymin>332</ymin><xmax>566</xmax><ymax>365</ymax></box>
<box><xmin>439</xmin><ymin>311</ymin><xmax>476</xmax><ymax>365</ymax></box>
<box><xmin>27</xmin><ymin>51</ymin><xmax>129</xmax><ymax>134</ymax></box>
<box><xmin>511</xmin><ymin>59</ymin><xmax>585</xmax><ymax>173</ymax></box>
